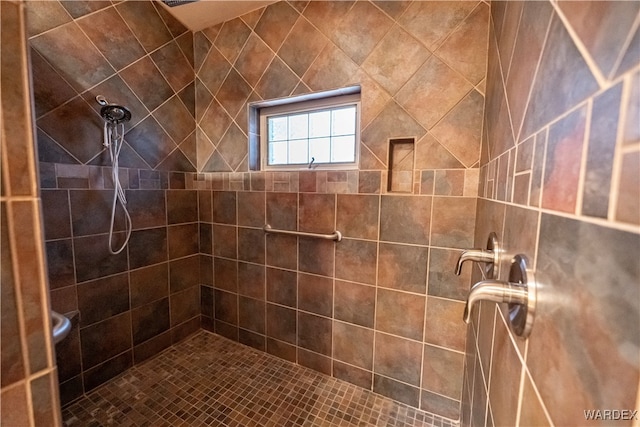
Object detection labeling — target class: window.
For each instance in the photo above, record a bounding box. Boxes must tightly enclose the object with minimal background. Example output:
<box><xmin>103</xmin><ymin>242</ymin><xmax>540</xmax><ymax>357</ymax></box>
<box><xmin>249</xmin><ymin>87</ymin><xmax>360</xmax><ymax>170</ymax></box>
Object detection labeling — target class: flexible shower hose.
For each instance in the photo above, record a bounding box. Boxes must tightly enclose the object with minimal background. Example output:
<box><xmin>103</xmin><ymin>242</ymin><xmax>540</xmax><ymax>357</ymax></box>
<box><xmin>104</xmin><ymin>121</ymin><xmax>132</xmax><ymax>255</ymax></box>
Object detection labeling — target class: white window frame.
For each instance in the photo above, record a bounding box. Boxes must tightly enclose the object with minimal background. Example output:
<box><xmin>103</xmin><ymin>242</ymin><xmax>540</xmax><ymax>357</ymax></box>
<box><xmin>255</xmin><ymin>90</ymin><xmax>361</xmax><ymax>171</ymax></box>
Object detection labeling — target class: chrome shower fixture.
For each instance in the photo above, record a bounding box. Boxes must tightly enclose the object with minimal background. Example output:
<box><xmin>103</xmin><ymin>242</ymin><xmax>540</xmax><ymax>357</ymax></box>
<box><xmin>96</xmin><ymin>95</ymin><xmax>131</xmax><ymax>125</ymax></box>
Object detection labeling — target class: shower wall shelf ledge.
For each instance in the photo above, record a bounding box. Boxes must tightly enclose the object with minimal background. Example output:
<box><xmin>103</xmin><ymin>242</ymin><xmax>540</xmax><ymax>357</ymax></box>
<box><xmin>263</xmin><ymin>224</ymin><xmax>342</xmax><ymax>242</ymax></box>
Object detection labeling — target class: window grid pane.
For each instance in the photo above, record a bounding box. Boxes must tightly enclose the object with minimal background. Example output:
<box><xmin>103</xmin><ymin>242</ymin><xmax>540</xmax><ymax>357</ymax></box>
<box><xmin>267</xmin><ymin>104</ymin><xmax>357</xmax><ymax>167</ymax></box>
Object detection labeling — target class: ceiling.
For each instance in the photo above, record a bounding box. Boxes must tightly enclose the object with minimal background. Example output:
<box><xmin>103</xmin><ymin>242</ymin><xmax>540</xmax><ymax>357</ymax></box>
<box><xmin>158</xmin><ymin>0</ymin><xmax>277</xmax><ymax>32</ymax></box>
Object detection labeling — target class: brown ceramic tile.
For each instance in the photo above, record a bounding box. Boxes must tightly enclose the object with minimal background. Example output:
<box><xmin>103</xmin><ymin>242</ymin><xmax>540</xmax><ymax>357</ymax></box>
<box><xmin>216</xmin><ymin>68</ymin><xmax>252</xmax><ymax>118</ymax></box>
<box><xmin>255</xmin><ymin>56</ymin><xmax>300</xmax><ymax>100</ymax></box>
<box><xmin>216</xmin><ymin>123</ymin><xmax>248</xmax><ymax>171</ymax></box>
<box><xmin>238</xmin><ymin>296</ymin><xmax>265</xmax><ymax>334</ymax></box>
<box><xmin>298</xmin><ymin>311</ymin><xmax>332</xmax><ymax>356</ymax></box>
<box><xmin>298</xmin><ymin>348</ymin><xmax>332</xmax><ymax>376</ymax></box>
<box><xmin>115</xmin><ymin>1</ymin><xmax>172</xmax><ymax>53</ymax></box>
<box><xmin>436</xmin><ymin>3</ymin><xmax>489</xmax><ymax>85</ymax></box>
<box><xmin>336</xmin><ymin>194</ymin><xmax>379</xmax><ymax>240</ymax></box>
<box><xmin>334</xmin><ymin>280</ymin><xmax>376</xmax><ymax>329</ymax></box>
<box><xmin>298</xmin><ymin>273</ymin><xmax>333</xmax><ymax>317</ymax></box>
<box><xmin>213</xmin><ymin>17</ymin><xmax>252</xmax><ymax>64</ymax></box>
<box><xmin>541</xmin><ymin>105</ymin><xmax>587</xmax><ymax>214</ymax></box>
<box><xmin>167</xmin><ymin>223</ymin><xmax>198</xmax><ymax>259</ymax></box>
<box><xmin>214</xmin><ymin>289</ymin><xmax>238</xmax><ymax>327</ymax></box>
<box><xmin>77</xmin><ymin>7</ymin><xmax>145</xmax><ymax>71</ymax></box>
<box><xmin>374</xmin><ymin>332</ymin><xmax>422</xmax><ymax>386</ymax></box>
<box><xmin>128</xmin><ymin>227</ymin><xmax>168</xmax><ymax>269</ymax></box>
<box><xmin>266</xmin><ymin>192</ymin><xmax>297</xmax><ymax>230</ymax></box>
<box><xmin>266</xmin><ymin>233</ymin><xmax>297</xmax><ymax>270</ymax></box>
<box><xmin>519</xmin><ymin>372</ymin><xmax>552</xmax><ymax>427</ymax></box>
<box><xmin>616</xmin><ymin>150</ymin><xmax>640</xmax><ymax>225</ymax></box>
<box><xmin>237</xmin><ymin>262</ymin><xmax>265</xmax><ymax>300</ymax></box>
<box><xmin>59</xmin><ymin>1</ymin><xmax>111</xmax><ymax>18</ymax></box>
<box><xmin>238</xmin><ymin>227</ymin><xmax>265</xmax><ymax>263</ymax></box>
<box><xmin>30</xmin><ymin>22</ymin><xmax>115</xmax><ymax>92</ymax></box>
<box><xmin>335</xmin><ymin>238</ymin><xmax>377</xmax><ymax>285</ymax></box>
<box><xmin>521</xmin><ymin>17</ymin><xmax>599</xmax><ymax>139</ymax></box>
<box><xmin>362</xmin><ymin>26</ymin><xmax>429</xmax><ymax>95</ymax></box>
<box><xmin>166</xmin><ymin>190</ymin><xmax>197</xmax><ymax>225</ymax></box>
<box><xmin>623</xmin><ymin>71</ymin><xmax>640</xmax><ymax>145</ymax></box>
<box><xmin>125</xmin><ymin>116</ymin><xmax>177</xmax><ymax>168</ymax></box>
<box><xmin>154</xmin><ymin>95</ymin><xmax>195</xmax><ymax>145</ymax></box>
<box><xmin>331</xmin><ymin>1</ymin><xmax>393</xmax><ymax>65</ymax></box>
<box><xmin>130</xmin><ymin>263</ymin><xmax>169</xmax><ymax>308</ymax></box>
<box><xmin>29</xmin><ymin>48</ymin><xmax>77</xmax><ymax>119</ymax></box>
<box><xmin>420</xmin><ymin>390</ymin><xmax>459</xmax><ymax>421</ymax></box>
<box><xmin>131</xmin><ymin>298</ymin><xmax>170</xmax><ymax>345</ymax></box>
<box><xmin>169</xmin><ymin>255</ymin><xmax>200</xmax><ymax>293</ymax></box>
<box><xmin>74</xmin><ymin>233</ymin><xmax>129</xmax><ymax>282</ymax></box>
<box><xmin>77</xmin><ymin>273</ymin><xmax>129</xmax><ymax>326</ymax></box>
<box><xmin>376</xmin><ymin>288</ymin><xmax>425</xmax><ymax>341</ymax></box>
<box><xmin>278</xmin><ymin>17</ymin><xmax>328</xmax><ymax>78</ymax></box>
<box><xmin>266</xmin><ymin>303</ymin><xmax>297</xmax><ymax>344</ymax></box>
<box><xmin>213</xmin><ymin>257</ymin><xmax>238</xmax><ymax>292</ymax></box>
<box><xmin>430</xmin><ymin>196</ymin><xmax>476</xmax><ymax>249</ymax></box>
<box><xmin>298</xmin><ymin>238</ymin><xmax>334</xmax><ymax>277</ymax></box>
<box><xmin>237</xmin><ymin>191</ymin><xmax>265</xmax><ymax>227</ymax></box>
<box><xmin>197</xmin><ymin>46</ymin><xmax>231</xmax><ymax>96</ymax></box>
<box><xmin>374</xmin><ymin>375</ymin><xmax>420</xmax><ymax>409</ymax></box>
<box><xmin>80</xmin><ymin>312</ymin><xmax>132</xmax><ymax>368</ymax></box>
<box><xmin>254</xmin><ymin>2</ymin><xmax>300</xmax><ymax>52</ymax></box>
<box><xmin>25</xmin><ymin>1</ymin><xmax>72</xmax><ymax>37</ymax></box>
<box><xmin>422</xmin><ymin>345</ymin><xmax>464</xmax><ymax>399</ymax></box>
<box><xmin>377</xmin><ymin>243</ymin><xmax>428</xmax><ymax>293</ymax></box>
<box><xmin>299</xmin><ymin>193</ymin><xmax>335</xmax><ymax>233</ymax></box>
<box><xmin>234</xmin><ymin>34</ymin><xmax>275</xmax><ymax>87</ymax></box>
<box><xmin>212</xmin><ymin>224</ymin><xmax>237</xmax><ymax>258</ymax></box>
<box><xmin>379</xmin><ymin>195</ymin><xmax>431</xmax><ymax>245</ymax></box>
<box><xmin>428</xmin><ymin>248</ymin><xmax>469</xmax><ymax>301</ymax></box>
<box><xmin>302</xmin><ymin>44</ymin><xmax>359</xmax><ymax>92</ymax></box>
<box><xmin>266</xmin><ymin>267</ymin><xmax>297</xmax><ymax>307</ymax></box>
<box><xmin>82</xmin><ymin>350</ymin><xmax>133</xmax><ymax>392</ymax></box>
<box><xmin>399</xmin><ymin>1</ymin><xmax>477</xmax><ymax>51</ymax></box>
<box><xmin>170</xmin><ymin>286</ymin><xmax>199</xmax><ymax>326</ymax></box>
<box><xmin>333</xmin><ymin>321</ymin><xmax>374</xmax><ymax>370</ymax></box>
<box><xmin>424</xmin><ymin>297</ymin><xmax>466</xmax><ymax>352</ymax></box>
<box><xmin>1</xmin><ymin>382</ymin><xmax>32</xmax><ymax>426</ymax></box>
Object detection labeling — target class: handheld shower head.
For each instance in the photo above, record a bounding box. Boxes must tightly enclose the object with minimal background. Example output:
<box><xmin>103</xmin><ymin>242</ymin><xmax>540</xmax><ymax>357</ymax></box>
<box><xmin>96</xmin><ymin>95</ymin><xmax>131</xmax><ymax>124</ymax></box>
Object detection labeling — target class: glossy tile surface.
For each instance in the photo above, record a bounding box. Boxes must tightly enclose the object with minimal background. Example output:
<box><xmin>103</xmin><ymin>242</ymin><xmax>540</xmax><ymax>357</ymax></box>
<box><xmin>63</xmin><ymin>332</ymin><xmax>456</xmax><ymax>427</ymax></box>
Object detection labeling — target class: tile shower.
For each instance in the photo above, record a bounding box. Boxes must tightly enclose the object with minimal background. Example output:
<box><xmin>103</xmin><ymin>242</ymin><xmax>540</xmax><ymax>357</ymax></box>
<box><xmin>0</xmin><ymin>1</ymin><xmax>638</xmax><ymax>427</ymax></box>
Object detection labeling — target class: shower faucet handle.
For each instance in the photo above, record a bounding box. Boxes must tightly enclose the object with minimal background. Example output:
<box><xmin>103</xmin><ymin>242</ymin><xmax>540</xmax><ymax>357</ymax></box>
<box><xmin>455</xmin><ymin>249</ymin><xmax>495</xmax><ymax>275</ymax></box>
<box><xmin>455</xmin><ymin>232</ymin><xmax>501</xmax><ymax>277</ymax></box>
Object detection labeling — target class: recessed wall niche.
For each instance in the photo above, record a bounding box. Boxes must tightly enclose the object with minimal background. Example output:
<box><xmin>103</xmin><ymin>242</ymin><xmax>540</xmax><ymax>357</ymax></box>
<box><xmin>387</xmin><ymin>137</ymin><xmax>415</xmax><ymax>193</ymax></box>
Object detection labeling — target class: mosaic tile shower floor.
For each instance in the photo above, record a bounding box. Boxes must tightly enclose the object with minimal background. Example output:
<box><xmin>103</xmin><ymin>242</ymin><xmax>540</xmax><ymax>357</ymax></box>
<box><xmin>62</xmin><ymin>331</ymin><xmax>458</xmax><ymax>427</ymax></box>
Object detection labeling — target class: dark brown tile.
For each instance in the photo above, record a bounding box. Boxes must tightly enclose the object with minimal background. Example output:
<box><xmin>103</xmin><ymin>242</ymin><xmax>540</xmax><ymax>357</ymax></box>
<box><xmin>521</xmin><ymin>17</ymin><xmax>599</xmax><ymax>139</ymax></box>
<box><xmin>77</xmin><ymin>7</ymin><xmax>145</xmax><ymax>71</ymax></box>
<box><xmin>45</xmin><ymin>239</ymin><xmax>74</xmax><ymax>290</ymax></box>
<box><xmin>266</xmin><ymin>303</ymin><xmax>296</xmax><ymax>345</ymax></box>
<box><xmin>198</xmin><ymin>47</ymin><xmax>231</xmax><ymax>96</ymax></box>
<box><xmin>376</xmin><ymin>288</ymin><xmax>425</xmax><ymax>341</ymax></box>
<box><xmin>74</xmin><ymin>233</ymin><xmax>128</xmax><ymax>282</ymax></box>
<box><xmin>133</xmin><ymin>330</ymin><xmax>172</xmax><ymax>364</ymax></box>
<box><xmin>212</xmin><ymin>224</ymin><xmax>237</xmax><ymax>258</ymax></box>
<box><xmin>127</xmin><ymin>190</ymin><xmax>166</xmax><ymax>229</ymax></box>
<box><xmin>299</xmin><ymin>193</ymin><xmax>335</xmax><ymax>234</ymax></box>
<box><xmin>266</xmin><ymin>234</ymin><xmax>297</xmax><ymax>270</ymax></box>
<box><xmin>266</xmin><ymin>337</ymin><xmax>296</xmax><ymax>363</ymax></box>
<box><xmin>234</xmin><ymin>34</ymin><xmax>275</xmax><ymax>87</ymax></box>
<box><xmin>424</xmin><ymin>297</ymin><xmax>466</xmax><ymax>352</ymax></box>
<box><xmin>334</xmin><ymin>280</ymin><xmax>375</xmax><ymax>328</ymax></box>
<box><xmin>59</xmin><ymin>1</ymin><xmax>110</xmax><ymax>18</ymax></box>
<box><xmin>266</xmin><ymin>192</ymin><xmax>297</xmax><ymax>231</ymax></box>
<box><xmin>25</xmin><ymin>1</ymin><xmax>72</xmax><ymax>38</ymax></box>
<box><xmin>216</xmin><ymin>68</ymin><xmax>252</xmax><ymax>118</ymax></box>
<box><xmin>377</xmin><ymin>243</ymin><xmax>428</xmax><ymax>293</ymax></box>
<box><xmin>83</xmin><ymin>351</ymin><xmax>132</xmax><ymax>392</ymax></box>
<box><xmin>116</xmin><ymin>1</ymin><xmax>172</xmax><ymax>53</ymax></box>
<box><xmin>279</xmin><ymin>17</ymin><xmax>328</xmax><ymax>77</ymax></box>
<box><xmin>380</xmin><ymin>195</ymin><xmax>431</xmax><ymax>245</ymax></box>
<box><xmin>335</xmin><ymin>238</ymin><xmax>377</xmax><ymax>285</ymax></box>
<box><xmin>213</xmin><ymin>191</ymin><xmax>237</xmax><ymax>224</ymax></box>
<box><xmin>29</xmin><ymin>48</ymin><xmax>77</xmax><ymax>118</ymax></box>
<box><xmin>80</xmin><ymin>312</ymin><xmax>132</xmax><ymax>369</ymax></box>
<box><xmin>167</xmin><ymin>223</ymin><xmax>198</xmax><ymax>259</ymax></box>
<box><xmin>238</xmin><ymin>227</ymin><xmax>265</xmax><ymax>264</ymax></box>
<box><xmin>237</xmin><ymin>191</ymin><xmax>265</xmax><ymax>227</ymax></box>
<box><xmin>298</xmin><ymin>348</ymin><xmax>331</xmax><ymax>376</ymax></box>
<box><xmin>266</xmin><ymin>267</ymin><xmax>297</xmax><ymax>307</ymax></box>
<box><xmin>238</xmin><ymin>296</ymin><xmax>265</xmax><ymax>334</ymax></box>
<box><xmin>299</xmin><ymin>238</ymin><xmax>334</xmax><ymax>277</ymax></box>
<box><xmin>30</xmin><ymin>22</ymin><xmax>115</xmax><ymax>92</ymax></box>
<box><xmin>420</xmin><ymin>390</ymin><xmax>459</xmax><ymax>421</ymax></box>
<box><xmin>374</xmin><ymin>375</ymin><xmax>420</xmax><ymax>408</ymax></box>
<box><xmin>428</xmin><ymin>248</ymin><xmax>469</xmax><ymax>301</ymax></box>
<box><xmin>151</xmin><ymin>40</ymin><xmax>193</xmax><ymax>93</ymax></box>
<box><xmin>255</xmin><ymin>56</ymin><xmax>300</xmax><ymax>100</ymax></box>
<box><xmin>422</xmin><ymin>344</ymin><xmax>464</xmax><ymax>399</ymax></box>
<box><xmin>120</xmin><ymin>56</ymin><xmax>173</xmax><ymax>112</ymax></box>
<box><xmin>336</xmin><ymin>194</ymin><xmax>379</xmax><ymax>240</ymax></box>
<box><xmin>298</xmin><ymin>312</ymin><xmax>332</xmax><ymax>356</ymax></box>
<box><xmin>128</xmin><ymin>227</ymin><xmax>168</xmax><ymax>269</ymax></box>
<box><xmin>333</xmin><ymin>321</ymin><xmax>374</xmax><ymax>370</ymax></box>
<box><xmin>167</xmin><ymin>190</ymin><xmax>198</xmax><ymax>224</ymax></box>
<box><xmin>374</xmin><ymin>332</ymin><xmax>422</xmax><ymax>386</ymax></box>
<box><xmin>70</xmin><ymin>190</ymin><xmax>124</xmax><ymax>236</ymax></box>
<box><xmin>55</xmin><ymin>325</ymin><xmax>81</xmax><ymax>382</ymax></box>
<box><xmin>169</xmin><ymin>255</ymin><xmax>199</xmax><ymax>293</ymax></box>
<box><xmin>132</xmin><ymin>298</ymin><xmax>170</xmax><ymax>345</ymax></box>
<box><xmin>254</xmin><ymin>2</ymin><xmax>299</xmax><ymax>52</ymax></box>
<box><xmin>541</xmin><ymin>105</ymin><xmax>587</xmax><ymax>214</ymax></box>
<box><xmin>430</xmin><ymin>196</ymin><xmax>476</xmax><ymax>249</ymax></box>
<box><xmin>125</xmin><ymin>115</ymin><xmax>176</xmax><ymax>169</ymax></box>
<box><xmin>333</xmin><ymin>361</ymin><xmax>372</xmax><ymax>390</ymax></box>
<box><xmin>130</xmin><ymin>263</ymin><xmax>168</xmax><ymax>308</ymax></box>
<box><xmin>213</xmin><ymin>257</ymin><xmax>238</xmax><ymax>292</ymax></box>
<box><xmin>238</xmin><ymin>262</ymin><xmax>265</xmax><ymax>300</ymax></box>
<box><xmin>298</xmin><ymin>273</ymin><xmax>333</xmax><ymax>317</ymax></box>
<box><xmin>214</xmin><ymin>17</ymin><xmax>251</xmax><ymax>63</ymax></box>
<box><xmin>154</xmin><ymin>95</ymin><xmax>194</xmax><ymax>145</ymax></box>
<box><xmin>170</xmin><ymin>286</ymin><xmax>199</xmax><ymax>327</ymax></box>
<box><xmin>77</xmin><ymin>273</ymin><xmax>129</xmax><ymax>326</ymax></box>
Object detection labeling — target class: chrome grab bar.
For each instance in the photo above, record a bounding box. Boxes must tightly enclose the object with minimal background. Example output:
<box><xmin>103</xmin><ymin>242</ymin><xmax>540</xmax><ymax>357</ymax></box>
<box><xmin>263</xmin><ymin>224</ymin><xmax>342</xmax><ymax>242</ymax></box>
